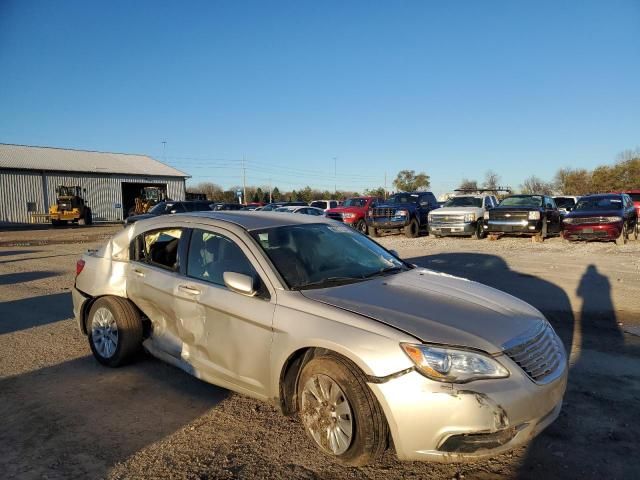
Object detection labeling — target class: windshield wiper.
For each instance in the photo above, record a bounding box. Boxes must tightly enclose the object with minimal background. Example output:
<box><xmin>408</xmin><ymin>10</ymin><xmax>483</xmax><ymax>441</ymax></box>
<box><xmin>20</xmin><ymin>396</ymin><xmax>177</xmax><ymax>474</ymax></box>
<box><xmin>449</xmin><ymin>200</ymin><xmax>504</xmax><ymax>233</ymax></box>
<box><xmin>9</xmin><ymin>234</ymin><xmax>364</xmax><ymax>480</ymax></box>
<box><xmin>294</xmin><ymin>276</ymin><xmax>366</xmax><ymax>290</ymax></box>
<box><xmin>362</xmin><ymin>265</ymin><xmax>406</xmax><ymax>278</ymax></box>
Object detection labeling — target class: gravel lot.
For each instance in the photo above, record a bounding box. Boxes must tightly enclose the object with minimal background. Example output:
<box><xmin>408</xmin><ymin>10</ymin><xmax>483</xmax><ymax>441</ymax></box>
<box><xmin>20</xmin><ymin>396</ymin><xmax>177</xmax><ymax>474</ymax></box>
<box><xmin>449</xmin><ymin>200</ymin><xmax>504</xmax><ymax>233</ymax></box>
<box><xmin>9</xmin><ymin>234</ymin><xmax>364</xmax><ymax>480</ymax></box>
<box><xmin>1</xmin><ymin>225</ymin><xmax>639</xmax><ymax>479</ymax></box>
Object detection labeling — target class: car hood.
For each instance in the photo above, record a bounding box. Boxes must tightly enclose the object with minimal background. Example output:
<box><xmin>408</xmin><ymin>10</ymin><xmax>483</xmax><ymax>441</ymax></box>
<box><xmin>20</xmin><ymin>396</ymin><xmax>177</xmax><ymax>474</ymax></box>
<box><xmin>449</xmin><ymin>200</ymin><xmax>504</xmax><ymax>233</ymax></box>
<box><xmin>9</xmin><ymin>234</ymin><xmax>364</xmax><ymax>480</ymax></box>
<box><xmin>566</xmin><ymin>209</ymin><xmax>621</xmax><ymax>218</ymax></box>
<box><xmin>375</xmin><ymin>202</ymin><xmax>417</xmax><ymax>209</ymax></box>
<box><xmin>301</xmin><ymin>269</ymin><xmax>545</xmax><ymax>353</ymax></box>
<box><xmin>492</xmin><ymin>206</ymin><xmax>540</xmax><ymax>212</ymax></box>
<box><xmin>431</xmin><ymin>207</ymin><xmax>482</xmax><ymax>215</ymax></box>
<box><xmin>326</xmin><ymin>206</ymin><xmax>364</xmax><ymax>214</ymax></box>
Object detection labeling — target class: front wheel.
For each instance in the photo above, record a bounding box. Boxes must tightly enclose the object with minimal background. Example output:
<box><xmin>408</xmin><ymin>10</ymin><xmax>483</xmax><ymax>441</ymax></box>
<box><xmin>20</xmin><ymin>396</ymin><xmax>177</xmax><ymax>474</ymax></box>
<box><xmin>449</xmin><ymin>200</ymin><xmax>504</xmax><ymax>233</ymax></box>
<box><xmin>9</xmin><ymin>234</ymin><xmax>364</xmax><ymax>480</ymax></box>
<box><xmin>87</xmin><ymin>296</ymin><xmax>143</xmax><ymax>367</ymax></box>
<box><xmin>473</xmin><ymin>220</ymin><xmax>486</xmax><ymax>240</ymax></box>
<box><xmin>298</xmin><ymin>355</ymin><xmax>388</xmax><ymax>466</ymax></box>
<box><xmin>404</xmin><ymin>219</ymin><xmax>419</xmax><ymax>238</ymax></box>
<box><xmin>354</xmin><ymin>219</ymin><xmax>368</xmax><ymax>235</ymax></box>
<box><xmin>615</xmin><ymin>223</ymin><xmax>628</xmax><ymax>246</ymax></box>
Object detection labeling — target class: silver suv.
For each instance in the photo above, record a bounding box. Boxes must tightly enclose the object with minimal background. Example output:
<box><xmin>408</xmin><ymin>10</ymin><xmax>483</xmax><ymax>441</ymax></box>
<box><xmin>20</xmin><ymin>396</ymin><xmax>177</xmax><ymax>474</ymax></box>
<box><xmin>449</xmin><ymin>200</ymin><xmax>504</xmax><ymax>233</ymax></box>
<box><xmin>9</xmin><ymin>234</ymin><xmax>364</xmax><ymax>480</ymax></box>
<box><xmin>429</xmin><ymin>193</ymin><xmax>498</xmax><ymax>239</ymax></box>
<box><xmin>73</xmin><ymin>211</ymin><xmax>567</xmax><ymax>465</ymax></box>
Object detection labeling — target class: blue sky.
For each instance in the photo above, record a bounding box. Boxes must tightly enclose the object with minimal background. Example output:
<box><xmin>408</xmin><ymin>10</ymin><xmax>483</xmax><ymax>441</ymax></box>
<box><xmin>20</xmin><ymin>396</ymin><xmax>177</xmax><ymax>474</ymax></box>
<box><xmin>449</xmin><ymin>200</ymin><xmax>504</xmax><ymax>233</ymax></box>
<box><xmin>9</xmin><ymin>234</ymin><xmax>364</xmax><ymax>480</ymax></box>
<box><xmin>1</xmin><ymin>0</ymin><xmax>638</xmax><ymax>197</ymax></box>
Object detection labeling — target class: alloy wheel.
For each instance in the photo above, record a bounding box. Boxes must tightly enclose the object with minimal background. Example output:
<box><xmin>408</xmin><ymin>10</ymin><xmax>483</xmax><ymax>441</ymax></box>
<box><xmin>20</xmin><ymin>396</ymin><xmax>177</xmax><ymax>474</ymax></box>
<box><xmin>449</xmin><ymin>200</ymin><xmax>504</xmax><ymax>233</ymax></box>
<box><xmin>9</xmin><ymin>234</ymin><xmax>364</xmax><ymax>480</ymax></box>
<box><xmin>91</xmin><ymin>307</ymin><xmax>119</xmax><ymax>358</ymax></box>
<box><xmin>300</xmin><ymin>374</ymin><xmax>354</xmax><ymax>455</ymax></box>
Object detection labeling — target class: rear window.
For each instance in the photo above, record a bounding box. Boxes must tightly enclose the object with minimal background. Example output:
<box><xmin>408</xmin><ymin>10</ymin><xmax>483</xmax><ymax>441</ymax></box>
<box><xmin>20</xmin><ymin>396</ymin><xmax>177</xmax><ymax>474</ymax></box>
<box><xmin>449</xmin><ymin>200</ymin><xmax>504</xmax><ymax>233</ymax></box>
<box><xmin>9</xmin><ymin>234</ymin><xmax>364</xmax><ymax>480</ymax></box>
<box><xmin>554</xmin><ymin>197</ymin><xmax>576</xmax><ymax>208</ymax></box>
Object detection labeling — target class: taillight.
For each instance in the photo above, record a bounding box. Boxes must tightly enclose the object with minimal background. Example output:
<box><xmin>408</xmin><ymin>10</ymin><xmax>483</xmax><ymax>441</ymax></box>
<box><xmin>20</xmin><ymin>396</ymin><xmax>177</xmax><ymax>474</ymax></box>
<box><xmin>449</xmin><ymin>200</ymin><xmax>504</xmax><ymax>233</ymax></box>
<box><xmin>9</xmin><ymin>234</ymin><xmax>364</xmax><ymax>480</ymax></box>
<box><xmin>76</xmin><ymin>259</ymin><xmax>85</xmax><ymax>276</ymax></box>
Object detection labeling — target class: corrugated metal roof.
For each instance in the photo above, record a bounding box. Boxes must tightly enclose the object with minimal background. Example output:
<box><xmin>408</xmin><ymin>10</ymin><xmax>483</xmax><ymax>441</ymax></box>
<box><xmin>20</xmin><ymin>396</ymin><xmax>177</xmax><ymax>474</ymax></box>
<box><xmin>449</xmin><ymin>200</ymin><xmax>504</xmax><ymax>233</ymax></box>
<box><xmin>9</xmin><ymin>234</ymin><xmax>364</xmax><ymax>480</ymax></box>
<box><xmin>0</xmin><ymin>143</ymin><xmax>189</xmax><ymax>177</ymax></box>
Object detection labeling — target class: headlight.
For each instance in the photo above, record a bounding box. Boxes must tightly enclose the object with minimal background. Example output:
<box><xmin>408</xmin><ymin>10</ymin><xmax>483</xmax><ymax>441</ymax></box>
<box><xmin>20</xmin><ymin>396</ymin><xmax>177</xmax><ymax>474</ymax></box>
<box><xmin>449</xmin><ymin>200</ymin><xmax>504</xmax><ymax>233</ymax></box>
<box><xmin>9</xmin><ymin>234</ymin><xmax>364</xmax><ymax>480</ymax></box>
<box><xmin>528</xmin><ymin>211</ymin><xmax>541</xmax><ymax>220</ymax></box>
<box><xmin>464</xmin><ymin>213</ymin><xmax>476</xmax><ymax>222</ymax></box>
<box><xmin>563</xmin><ymin>217</ymin><xmax>573</xmax><ymax>224</ymax></box>
<box><xmin>396</xmin><ymin>209</ymin><xmax>408</xmax><ymax>217</ymax></box>
<box><xmin>401</xmin><ymin>343</ymin><xmax>509</xmax><ymax>383</ymax></box>
<box><xmin>342</xmin><ymin>213</ymin><xmax>356</xmax><ymax>219</ymax></box>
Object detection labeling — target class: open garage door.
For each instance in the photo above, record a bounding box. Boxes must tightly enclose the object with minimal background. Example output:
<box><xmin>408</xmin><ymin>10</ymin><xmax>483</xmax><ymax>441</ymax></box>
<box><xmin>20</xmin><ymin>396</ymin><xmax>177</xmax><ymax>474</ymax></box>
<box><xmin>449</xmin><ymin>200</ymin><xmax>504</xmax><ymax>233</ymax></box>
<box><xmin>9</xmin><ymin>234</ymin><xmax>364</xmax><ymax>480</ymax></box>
<box><xmin>121</xmin><ymin>182</ymin><xmax>168</xmax><ymax>217</ymax></box>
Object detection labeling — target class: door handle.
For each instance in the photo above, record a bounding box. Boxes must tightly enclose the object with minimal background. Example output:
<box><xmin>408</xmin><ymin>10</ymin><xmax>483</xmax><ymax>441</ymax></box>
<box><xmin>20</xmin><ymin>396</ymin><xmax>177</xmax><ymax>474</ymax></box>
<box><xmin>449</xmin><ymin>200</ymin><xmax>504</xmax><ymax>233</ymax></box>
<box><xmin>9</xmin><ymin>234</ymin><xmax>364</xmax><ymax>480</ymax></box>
<box><xmin>132</xmin><ymin>268</ymin><xmax>145</xmax><ymax>277</ymax></box>
<box><xmin>178</xmin><ymin>284</ymin><xmax>201</xmax><ymax>295</ymax></box>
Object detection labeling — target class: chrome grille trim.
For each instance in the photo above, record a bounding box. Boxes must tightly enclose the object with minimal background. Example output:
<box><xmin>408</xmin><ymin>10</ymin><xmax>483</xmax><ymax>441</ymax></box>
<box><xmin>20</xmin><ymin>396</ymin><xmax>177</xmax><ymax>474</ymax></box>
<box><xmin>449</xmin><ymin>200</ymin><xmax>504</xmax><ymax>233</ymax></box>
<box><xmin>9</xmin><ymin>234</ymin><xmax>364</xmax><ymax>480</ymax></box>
<box><xmin>430</xmin><ymin>215</ymin><xmax>465</xmax><ymax>224</ymax></box>
<box><xmin>491</xmin><ymin>211</ymin><xmax>528</xmax><ymax>220</ymax></box>
<box><xmin>568</xmin><ymin>217</ymin><xmax>618</xmax><ymax>225</ymax></box>
<box><xmin>503</xmin><ymin>323</ymin><xmax>565</xmax><ymax>384</ymax></box>
<box><xmin>372</xmin><ymin>207</ymin><xmax>398</xmax><ymax>217</ymax></box>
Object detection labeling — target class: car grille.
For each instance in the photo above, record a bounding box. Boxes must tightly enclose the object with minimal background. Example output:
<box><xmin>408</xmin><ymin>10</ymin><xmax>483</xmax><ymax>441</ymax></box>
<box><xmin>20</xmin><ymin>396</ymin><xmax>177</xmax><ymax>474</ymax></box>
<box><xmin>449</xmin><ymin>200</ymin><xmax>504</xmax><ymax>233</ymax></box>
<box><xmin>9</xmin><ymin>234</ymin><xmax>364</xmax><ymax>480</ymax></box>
<box><xmin>503</xmin><ymin>323</ymin><xmax>564</xmax><ymax>383</ymax></box>
<box><xmin>569</xmin><ymin>231</ymin><xmax>609</xmax><ymax>238</ymax></box>
<box><xmin>569</xmin><ymin>217</ymin><xmax>616</xmax><ymax>225</ymax></box>
<box><xmin>491</xmin><ymin>211</ymin><xmax>528</xmax><ymax>221</ymax></box>
<box><xmin>325</xmin><ymin>212</ymin><xmax>343</xmax><ymax>222</ymax></box>
<box><xmin>430</xmin><ymin>214</ymin><xmax>465</xmax><ymax>224</ymax></box>
<box><xmin>372</xmin><ymin>207</ymin><xmax>397</xmax><ymax>217</ymax></box>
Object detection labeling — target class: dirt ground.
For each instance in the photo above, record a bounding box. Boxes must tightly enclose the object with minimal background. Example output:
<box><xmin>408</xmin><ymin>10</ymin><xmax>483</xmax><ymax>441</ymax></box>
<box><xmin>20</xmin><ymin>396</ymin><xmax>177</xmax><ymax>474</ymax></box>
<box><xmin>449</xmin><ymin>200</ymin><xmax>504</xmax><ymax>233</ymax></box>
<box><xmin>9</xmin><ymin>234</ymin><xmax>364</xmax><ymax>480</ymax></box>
<box><xmin>1</xmin><ymin>224</ymin><xmax>639</xmax><ymax>480</ymax></box>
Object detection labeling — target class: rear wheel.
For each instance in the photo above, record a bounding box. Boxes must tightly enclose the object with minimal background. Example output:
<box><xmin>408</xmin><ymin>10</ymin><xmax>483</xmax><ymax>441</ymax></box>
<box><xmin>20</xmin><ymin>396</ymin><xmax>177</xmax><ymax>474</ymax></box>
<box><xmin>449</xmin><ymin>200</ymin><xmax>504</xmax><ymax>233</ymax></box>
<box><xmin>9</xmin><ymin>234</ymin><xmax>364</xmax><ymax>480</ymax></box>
<box><xmin>615</xmin><ymin>223</ymin><xmax>628</xmax><ymax>246</ymax></box>
<box><xmin>87</xmin><ymin>296</ymin><xmax>143</xmax><ymax>367</ymax></box>
<box><xmin>298</xmin><ymin>355</ymin><xmax>388</xmax><ymax>466</ymax></box>
<box><xmin>355</xmin><ymin>219</ymin><xmax>368</xmax><ymax>235</ymax></box>
<box><xmin>634</xmin><ymin>222</ymin><xmax>639</xmax><ymax>241</ymax></box>
<box><xmin>404</xmin><ymin>219</ymin><xmax>419</xmax><ymax>238</ymax></box>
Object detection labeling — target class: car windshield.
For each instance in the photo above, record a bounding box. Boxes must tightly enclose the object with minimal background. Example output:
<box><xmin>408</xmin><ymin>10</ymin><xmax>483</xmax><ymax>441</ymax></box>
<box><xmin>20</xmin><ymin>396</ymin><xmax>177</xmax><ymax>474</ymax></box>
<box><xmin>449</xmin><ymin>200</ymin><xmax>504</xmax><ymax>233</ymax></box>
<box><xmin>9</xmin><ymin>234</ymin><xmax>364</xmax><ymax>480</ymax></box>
<box><xmin>444</xmin><ymin>196</ymin><xmax>482</xmax><ymax>208</ymax></box>
<box><xmin>342</xmin><ymin>198</ymin><xmax>367</xmax><ymax>207</ymax></box>
<box><xmin>251</xmin><ymin>223</ymin><xmax>407</xmax><ymax>290</ymax></box>
<box><xmin>499</xmin><ymin>196</ymin><xmax>543</xmax><ymax>207</ymax></box>
<box><xmin>387</xmin><ymin>193</ymin><xmax>419</xmax><ymax>204</ymax></box>
<box><xmin>554</xmin><ymin>197</ymin><xmax>576</xmax><ymax>208</ymax></box>
<box><xmin>148</xmin><ymin>202</ymin><xmax>170</xmax><ymax>214</ymax></box>
<box><xmin>575</xmin><ymin>196</ymin><xmax>623</xmax><ymax>211</ymax></box>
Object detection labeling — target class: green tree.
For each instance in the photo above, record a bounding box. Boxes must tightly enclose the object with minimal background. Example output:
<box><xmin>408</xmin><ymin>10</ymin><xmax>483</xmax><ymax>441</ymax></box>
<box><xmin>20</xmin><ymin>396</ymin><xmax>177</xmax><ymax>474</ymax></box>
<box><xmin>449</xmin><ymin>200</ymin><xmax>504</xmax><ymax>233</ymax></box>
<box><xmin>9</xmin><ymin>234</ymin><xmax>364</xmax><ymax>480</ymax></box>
<box><xmin>393</xmin><ymin>170</ymin><xmax>430</xmax><ymax>192</ymax></box>
<box><xmin>271</xmin><ymin>187</ymin><xmax>281</xmax><ymax>202</ymax></box>
<box><xmin>365</xmin><ymin>186</ymin><xmax>386</xmax><ymax>198</ymax></box>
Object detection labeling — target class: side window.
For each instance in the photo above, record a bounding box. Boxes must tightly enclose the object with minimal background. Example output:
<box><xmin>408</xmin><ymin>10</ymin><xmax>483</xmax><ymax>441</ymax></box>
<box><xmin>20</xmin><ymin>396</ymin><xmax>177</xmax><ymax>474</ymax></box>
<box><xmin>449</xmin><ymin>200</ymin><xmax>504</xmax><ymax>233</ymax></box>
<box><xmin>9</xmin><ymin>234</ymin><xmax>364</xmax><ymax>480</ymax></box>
<box><xmin>484</xmin><ymin>197</ymin><xmax>491</xmax><ymax>208</ymax></box>
<box><xmin>307</xmin><ymin>208</ymin><xmax>323</xmax><ymax>216</ymax></box>
<box><xmin>545</xmin><ymin>197</ymin><xmax>555</xmax><ymax>209</ymax></box>
<box><xmin>187</xmin><ymin>229</ymin><xmax>258</xmax><ymax>288</ymax></box>
<box><xmin>330</xmin><ymin>201</ymin><xmax>337</xmax><ymax>208</ymax></box>
<box><xmin>137</xmin><ymin>229</ymin><xmax>183</xmax><ymax>271</ymax></box>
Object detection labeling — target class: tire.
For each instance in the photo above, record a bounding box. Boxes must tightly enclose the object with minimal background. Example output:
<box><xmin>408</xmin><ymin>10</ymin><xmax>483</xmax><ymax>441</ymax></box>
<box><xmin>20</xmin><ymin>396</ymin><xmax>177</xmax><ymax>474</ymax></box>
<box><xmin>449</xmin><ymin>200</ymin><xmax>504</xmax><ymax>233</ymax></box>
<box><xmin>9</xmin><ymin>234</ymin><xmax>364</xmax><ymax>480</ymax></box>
<box><xmin>84</xmin><ymin>208</ymin><xmax>93</xmax><ymax>225</ymax></box>
<box><xmin>634</xmin><ymin>222</ymin><xmax>639</xmax><ymax>241</ymax></box>
<box><xmin>473</xmin><ymin>220</ymin><xmax>486</xmax><ymax>240</ymax></box>
<box><xmin>371</xmin><ymin>228</ymin><xmax>380</xmax><ymax>238</ymax></box>
<box><xmin>404</xmin><ymin>218</ymin><xmax>419</xmax><ymax>238</ymax></box>
<box><xmin>298</xmin><ymin>355</ymin><xmax>388</xmax><ymax>466</ymax></box>
<box><xmin>87</xmin><ymin>296</ymin><xmax>143</xmax><ymax>367</ymax></box>
<box><xmin>615</xmin><ymin>223</ymin><xmax>628</xmax><ymax>246</ymax></box>
<box><xmin>355</xmin><ymin>219</ymin><xmax>368</xmax><ymax>235</ymax></box>
<box><xmin>51</xmin><ymin>219</ymin><xmax>61</xmax><ymax>226</ymax></box>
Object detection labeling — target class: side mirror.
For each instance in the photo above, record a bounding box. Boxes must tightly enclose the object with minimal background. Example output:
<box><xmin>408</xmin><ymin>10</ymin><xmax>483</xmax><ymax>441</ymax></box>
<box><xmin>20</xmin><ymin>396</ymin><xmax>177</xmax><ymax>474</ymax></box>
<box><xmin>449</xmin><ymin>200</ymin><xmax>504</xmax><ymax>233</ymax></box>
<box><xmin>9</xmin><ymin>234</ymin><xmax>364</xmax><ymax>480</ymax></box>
<box><xmin>389</xmin><ymin>249</ymin><xmax>400</xmax><ymax>258</ymax></box>
<box><xmin>223</xmin><ymin>272</ymin><xmax>257</xmax><ymax>296</ymax></box>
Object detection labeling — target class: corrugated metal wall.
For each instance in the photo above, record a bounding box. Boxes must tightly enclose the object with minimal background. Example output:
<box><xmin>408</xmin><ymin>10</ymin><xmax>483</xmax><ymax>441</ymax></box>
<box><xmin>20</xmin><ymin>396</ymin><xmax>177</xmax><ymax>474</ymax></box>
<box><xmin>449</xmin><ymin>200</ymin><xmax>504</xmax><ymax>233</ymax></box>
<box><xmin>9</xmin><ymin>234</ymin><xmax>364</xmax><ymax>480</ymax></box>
<box><xmin>0</xmin><ymin>169</ymin><xmax>186</xmax><ymax>223</ymax></box>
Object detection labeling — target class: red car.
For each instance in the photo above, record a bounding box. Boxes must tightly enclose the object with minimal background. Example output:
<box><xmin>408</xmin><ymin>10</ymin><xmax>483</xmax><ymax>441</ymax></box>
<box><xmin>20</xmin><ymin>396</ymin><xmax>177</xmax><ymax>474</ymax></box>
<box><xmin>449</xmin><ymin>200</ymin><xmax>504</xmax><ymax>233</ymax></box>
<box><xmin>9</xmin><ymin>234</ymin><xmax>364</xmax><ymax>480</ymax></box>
<box><xmin>614</xmin><ymin>189</ymin><xmax>640</xmax><ymax>219</ymax></box>
<box><xmin>325</xmin><ymin>196</ymin><xmax>383</xmax><ymax>234</ymax></box>
<box><xmin>562</xmin><ymin>193</ymin><xmax>638</xmax><ymax>244</ymax></box>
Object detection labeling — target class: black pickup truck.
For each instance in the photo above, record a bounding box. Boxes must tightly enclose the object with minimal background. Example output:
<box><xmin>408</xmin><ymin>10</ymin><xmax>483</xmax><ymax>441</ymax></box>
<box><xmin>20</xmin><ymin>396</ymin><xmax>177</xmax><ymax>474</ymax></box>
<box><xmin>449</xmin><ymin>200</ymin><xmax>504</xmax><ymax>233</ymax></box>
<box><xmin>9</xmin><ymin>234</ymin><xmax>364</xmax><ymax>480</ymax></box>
<box><xmin>485</xmin><ymin>194</ymin><xmax>561</xmax><ymax>241</ymax></box>
<box><xmin>367</xmin><ymin>191</ymin><xmax>440</xmax><ymax>238</ymax></box>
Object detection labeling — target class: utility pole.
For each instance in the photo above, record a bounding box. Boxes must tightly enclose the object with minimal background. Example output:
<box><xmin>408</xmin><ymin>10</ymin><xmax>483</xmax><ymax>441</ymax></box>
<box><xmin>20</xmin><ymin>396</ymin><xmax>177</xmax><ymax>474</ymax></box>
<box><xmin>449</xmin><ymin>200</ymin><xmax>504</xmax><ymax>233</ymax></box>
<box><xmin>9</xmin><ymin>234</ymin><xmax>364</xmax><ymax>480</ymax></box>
<box><xmin>161</xmin><ymin>141</ymin><xmax>167</xmax><ymax>163</ymax></box>
<box><xmin>384</xmin><ymin>171</ymin><xmax>387</xmax><ymax>198</ymax></box>
<box><xmin>333</xmin><ymin>156</ymin><xmax>337</xmax><ymax>196</ymax></box>
<box><xmin>269</xmin><ymin>178</ymin><xmax>272</xmax><ymax>203</ymax></box>
<box><xmin>242</xmin><ymin>156</ymin><xmax>247</xmax><ymax>205</ymax></box>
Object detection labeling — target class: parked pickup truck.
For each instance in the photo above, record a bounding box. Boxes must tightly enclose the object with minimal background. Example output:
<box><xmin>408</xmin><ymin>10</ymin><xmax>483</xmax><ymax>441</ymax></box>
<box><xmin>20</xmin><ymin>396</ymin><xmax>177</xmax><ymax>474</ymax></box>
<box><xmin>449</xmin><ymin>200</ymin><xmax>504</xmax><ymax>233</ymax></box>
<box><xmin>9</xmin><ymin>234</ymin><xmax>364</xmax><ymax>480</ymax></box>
<box><xmin>428</xmin><ymin>193</ymin><xmax>498</xmax><ymax>239</ymax></box>
<box><xmin>367</xmin><ymin>191</ymin><xmax>440</xmax><ymax>238</ymax></box>
<box><xmin>485</xmin><ymin>194</ymin><xmax>561</xmax><ymax>241</ymax></box>
<box><xmin>325</xmin><ymin>196</ymin><xmax>383</xmax><ymax>234</ymax></box>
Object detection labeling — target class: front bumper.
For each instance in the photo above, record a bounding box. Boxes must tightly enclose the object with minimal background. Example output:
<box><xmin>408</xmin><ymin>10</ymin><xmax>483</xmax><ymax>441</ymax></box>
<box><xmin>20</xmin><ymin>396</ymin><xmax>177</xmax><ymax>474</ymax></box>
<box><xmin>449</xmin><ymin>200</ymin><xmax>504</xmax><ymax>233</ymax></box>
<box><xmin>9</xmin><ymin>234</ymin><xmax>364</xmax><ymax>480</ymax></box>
<box><xmin>369</xmin><ymin>217</ymin><xmax>409</xmax><ymax>230</ymax></box>
<box><xmin>368</xmin><ymin>357</ymin><xmax>567</xmax><ymax>462</ymax></box>
<box><xmin>562</xmin><ymin>223</ymin><xmax>621</xmax><ymax>241</ymax></box>
<box><xmin>485</xmin><ymin>219</ymin><xmax>542</xmax><ymax>235</ymax></box>
<box><xmin>72</xmin><ymin>286</ymin><xmax>90</xmax><ymax>334</ymax></box>
<box><xmin>429</xmin><ymin>221</ymin><xmax>476</xmax><ymax>236</ymax></box>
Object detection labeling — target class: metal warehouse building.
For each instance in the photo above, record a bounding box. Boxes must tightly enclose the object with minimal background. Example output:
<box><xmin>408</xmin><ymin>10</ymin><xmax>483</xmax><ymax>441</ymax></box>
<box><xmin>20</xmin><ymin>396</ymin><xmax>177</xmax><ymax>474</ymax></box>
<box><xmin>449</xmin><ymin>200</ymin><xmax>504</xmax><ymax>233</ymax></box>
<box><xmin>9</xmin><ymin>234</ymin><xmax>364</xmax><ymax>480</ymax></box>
<box><xmin>0</xmin><ymin>143</ymin><xmax>189</xmax><ymax>223</ymax></box>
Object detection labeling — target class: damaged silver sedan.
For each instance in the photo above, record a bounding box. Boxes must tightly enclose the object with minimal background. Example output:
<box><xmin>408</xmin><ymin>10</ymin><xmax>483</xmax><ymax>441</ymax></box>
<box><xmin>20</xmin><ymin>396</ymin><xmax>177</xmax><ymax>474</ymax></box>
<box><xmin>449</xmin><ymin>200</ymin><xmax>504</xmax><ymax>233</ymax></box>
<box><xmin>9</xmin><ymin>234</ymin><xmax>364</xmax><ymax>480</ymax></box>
<box><xmin>72</xmin><ymin>211</ymin><xmax>567</xmax><ymax>465</ymax></box>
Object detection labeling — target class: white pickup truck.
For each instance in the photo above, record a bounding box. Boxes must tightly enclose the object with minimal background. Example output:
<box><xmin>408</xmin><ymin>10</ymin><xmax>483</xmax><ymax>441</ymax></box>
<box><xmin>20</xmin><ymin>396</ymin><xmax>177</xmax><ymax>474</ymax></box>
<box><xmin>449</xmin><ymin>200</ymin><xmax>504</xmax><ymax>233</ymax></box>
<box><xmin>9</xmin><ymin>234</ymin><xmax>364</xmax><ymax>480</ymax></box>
<box><xmin>428</xmin><ymin>193</ymin><xmax>499</xmax><ymax>239</ymax></box>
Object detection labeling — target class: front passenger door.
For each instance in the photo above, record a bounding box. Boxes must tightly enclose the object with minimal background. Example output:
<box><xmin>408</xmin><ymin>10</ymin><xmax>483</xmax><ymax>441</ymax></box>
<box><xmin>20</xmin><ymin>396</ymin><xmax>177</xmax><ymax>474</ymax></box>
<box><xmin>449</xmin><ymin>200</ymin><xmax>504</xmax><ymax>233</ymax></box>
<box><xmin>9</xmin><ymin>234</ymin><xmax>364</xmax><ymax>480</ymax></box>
<box><xmin>175</xmin><ymin>227</ymin><xmax>276</xmax><ymax>399</ymax></box>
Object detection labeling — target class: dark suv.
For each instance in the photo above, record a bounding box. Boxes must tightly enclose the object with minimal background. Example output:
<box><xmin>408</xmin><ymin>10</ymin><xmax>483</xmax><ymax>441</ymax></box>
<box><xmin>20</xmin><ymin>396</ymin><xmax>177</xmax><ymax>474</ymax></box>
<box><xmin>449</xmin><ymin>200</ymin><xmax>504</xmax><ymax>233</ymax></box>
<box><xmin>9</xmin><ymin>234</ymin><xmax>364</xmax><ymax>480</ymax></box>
<box><xmin>485</xmin><ymin>194</ymin><xmax>561</xmax><ymax>241</ymax></box>
<box><xmin>562</xmin><ymin>193</ymin><xmax>638</xmax><ymax>245</ymax></box>
<box><xmin>367</xmin><ymin>191</ymin><xmax>440</xmax><ymax>238</ymax></box>
<box><xmin>124</xmin><ymin>200</ymin><xmax>214</xmax><ymax>226</ymax></box>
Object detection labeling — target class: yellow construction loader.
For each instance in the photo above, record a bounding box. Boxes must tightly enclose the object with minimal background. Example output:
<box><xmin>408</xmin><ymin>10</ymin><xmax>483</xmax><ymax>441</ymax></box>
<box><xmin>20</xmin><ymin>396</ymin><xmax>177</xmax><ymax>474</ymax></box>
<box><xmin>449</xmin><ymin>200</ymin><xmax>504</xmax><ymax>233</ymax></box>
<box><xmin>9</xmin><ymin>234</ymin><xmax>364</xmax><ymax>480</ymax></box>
<box><xmin>49</xmin><ymin>186</ymin><xmax>93</xmax><ymax>226</ymax></box>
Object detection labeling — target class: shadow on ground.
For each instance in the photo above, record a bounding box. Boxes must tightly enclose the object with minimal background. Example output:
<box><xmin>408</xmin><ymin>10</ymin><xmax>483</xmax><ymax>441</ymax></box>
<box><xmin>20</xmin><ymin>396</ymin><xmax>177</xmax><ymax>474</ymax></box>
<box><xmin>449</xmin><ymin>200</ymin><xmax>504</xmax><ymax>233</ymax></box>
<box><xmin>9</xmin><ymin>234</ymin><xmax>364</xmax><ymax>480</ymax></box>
<box><xmin>0</xmin><ymin>270</ymin><xmax>60</xmax><ymax>286</ymax></box>
<box><xmin>0</xmin><ymin>354</ymin><xmax>228</xmax><ymax>479</ymax></box>
<box><xmin>407</xmin><ymin>253</ymin><xmax>640</xmax><ymax>479</ymax></box>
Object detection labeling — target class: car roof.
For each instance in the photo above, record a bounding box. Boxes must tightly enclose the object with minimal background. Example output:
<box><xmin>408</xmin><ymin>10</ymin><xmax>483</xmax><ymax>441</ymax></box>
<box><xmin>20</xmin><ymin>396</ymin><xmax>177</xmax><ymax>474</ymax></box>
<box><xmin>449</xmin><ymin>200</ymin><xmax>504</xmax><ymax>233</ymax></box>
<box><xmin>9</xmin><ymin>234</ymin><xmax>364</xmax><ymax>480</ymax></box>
<box><xmin>579</xmin><ymin>193</ymin><xmax>622</xmax><ymax>199</ymax></box>
<box><xmin>175</xmin><ymin>210</ymin><xmax>332</xmax><ymax>230</ymax></box>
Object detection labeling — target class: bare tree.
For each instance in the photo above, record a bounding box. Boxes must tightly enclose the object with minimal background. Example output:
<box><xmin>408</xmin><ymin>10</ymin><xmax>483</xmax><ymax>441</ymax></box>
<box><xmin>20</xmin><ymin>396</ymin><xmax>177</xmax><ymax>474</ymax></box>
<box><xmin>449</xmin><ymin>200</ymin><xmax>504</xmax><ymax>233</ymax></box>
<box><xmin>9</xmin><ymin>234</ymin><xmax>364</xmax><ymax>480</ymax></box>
<box><xmin>457</xmin><ymin>178</ymin><xmax>479</xmax><ymax>191</ymax></box>
<box><xmin>483</xmin><ymin>170</ymin><xmax>500</xmax><ymax>190</ymax></box>
<box><xmin>520</xmin><ymin>175</ymin><xmax>554</xmax><ymax>195</ymax></box>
